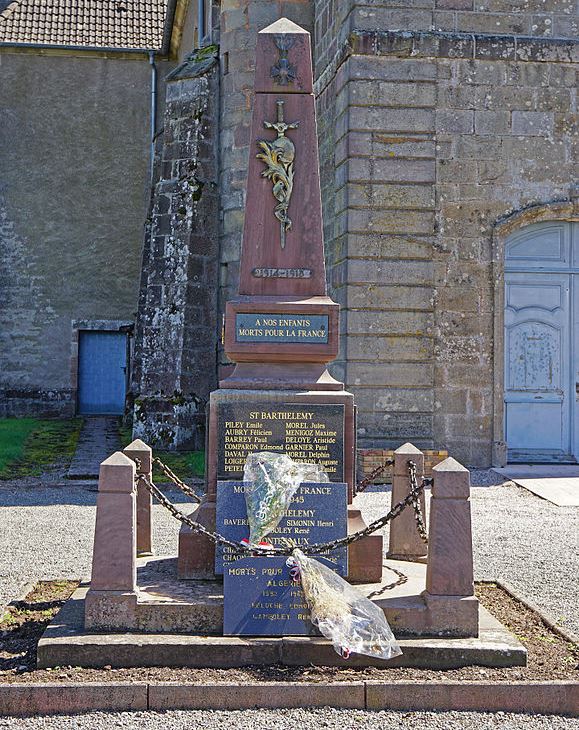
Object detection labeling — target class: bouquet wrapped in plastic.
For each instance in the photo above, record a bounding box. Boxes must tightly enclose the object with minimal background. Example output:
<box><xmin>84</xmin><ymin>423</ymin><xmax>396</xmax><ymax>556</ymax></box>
<box><xmin>287</xmin><ymin>549</ymin><xmax>402</xmax><ymax>661</ymax></box>
<box><xmin>243</xmin><ymin>452</ymin><xmax>328</xmax><ymax>545</ymax></box>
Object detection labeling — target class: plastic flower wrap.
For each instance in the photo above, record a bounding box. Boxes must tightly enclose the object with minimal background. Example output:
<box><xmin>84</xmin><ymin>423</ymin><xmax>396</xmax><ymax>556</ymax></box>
<box><xmin>287</xmin><ymin>549</ymin><xmax>402</xmax><ymax>661</ymax></box>
<box><xmin>243</xmin><ymin>452</ymin><xmax>328</xmax><ymax>545</ymax></box>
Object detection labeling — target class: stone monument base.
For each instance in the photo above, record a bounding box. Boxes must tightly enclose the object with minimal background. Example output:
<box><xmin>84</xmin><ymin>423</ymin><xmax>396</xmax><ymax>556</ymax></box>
<box><xmin>46</xmin><ymin>556</ymin><xmax>525</xmax><ymax>669</ymax></box>
<box><xmin>177</xmin><ymin>386</ymin><xmax>384</xmax><ymax>583</ymax></box>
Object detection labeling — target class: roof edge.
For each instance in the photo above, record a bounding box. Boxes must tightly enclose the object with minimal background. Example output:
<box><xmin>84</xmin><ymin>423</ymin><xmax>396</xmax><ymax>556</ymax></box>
<box><xmin>0</xmin><ymin>41</ymin><xmax>166</xmax><ymax>58</ymax></box>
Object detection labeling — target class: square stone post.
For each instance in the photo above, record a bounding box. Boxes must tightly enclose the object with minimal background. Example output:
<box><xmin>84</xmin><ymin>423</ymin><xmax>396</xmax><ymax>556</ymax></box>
<box><xmin>124</xmin><ymin>439</ymin><xmax>153</xmax><ymax>557</ymax></box>
<box><xmin>85</xmin><ymin>452</ymin><xmax>138</xmax><ymax>630</ymax></box>
<box><xmin>423</xmin><ymin>456</ymin><xmax>479</xmax><ymax>637</ymax></box>
<box><xmin>387</xmin><ymin>443</ymin><xmax>427</xmax><ymax>562</ymax></box>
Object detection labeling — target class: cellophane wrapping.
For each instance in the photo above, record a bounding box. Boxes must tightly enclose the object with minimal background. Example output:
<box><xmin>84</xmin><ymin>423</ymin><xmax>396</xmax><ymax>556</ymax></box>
<box><xmin>243</xmin><ymin>452</ymin><xmax>329</xmax><ymax>545</ymax></box>
<box><xmin>289</xmin><ymin>549</ymin><xmax>402</xmax><ymax>660</ymax></box>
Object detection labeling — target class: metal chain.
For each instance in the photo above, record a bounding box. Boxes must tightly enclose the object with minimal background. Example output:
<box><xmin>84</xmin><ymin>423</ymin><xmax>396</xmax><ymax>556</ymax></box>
<box><xmin>152</xmin><ymin>457</ymin><xmax>202</xmax><ymax>503</ymax></box>
<box><xmin>408</xmin><ymin>460</ymin><xmax>428</xmax><ymax>544</ymax></box>
<box><xmin>139</xmin><ymin>474</ymin><xmax>253</xmax><ymax>553</ymax></box>
<box><xmin>356</xmin><ymin>458</ymin><xmax>394</xmax><ymax>493</ymax></box>
<box><xmin>137</xmin><ymin>463</ymin><xmax>426</xmax><ymax>557</ymax></box>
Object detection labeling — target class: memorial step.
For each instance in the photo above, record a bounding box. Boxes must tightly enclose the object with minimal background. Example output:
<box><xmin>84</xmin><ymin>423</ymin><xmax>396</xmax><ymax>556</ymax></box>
<box><xmin>38</xmin><ymin>578</ymin><xmax>526</xmax><ymax>669</ymax></box>
<box><xmin>58</xmin><ymin>556</ymin><xmax>510</xmax><ymax>644</ymax></box>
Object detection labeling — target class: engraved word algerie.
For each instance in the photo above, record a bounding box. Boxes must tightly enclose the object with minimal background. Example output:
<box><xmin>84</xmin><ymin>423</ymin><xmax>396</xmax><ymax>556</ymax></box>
<box><xmin>256</xmin><ymin>100</ymin><xmax>299</xmax><ymax>250</ymax></box>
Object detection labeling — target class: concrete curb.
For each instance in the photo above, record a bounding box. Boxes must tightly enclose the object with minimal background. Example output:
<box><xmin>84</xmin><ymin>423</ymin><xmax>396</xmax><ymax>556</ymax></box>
<box><xmin>0</xmin><ymin>681</ymin><xmax>577</xmax><ymax>717</ymax></box>
<box><xmin>0</xmin><ymin>683</ymin><xmax>148</xmax><ymax>716</ymax></box>
<box><xmin>148</xmin><ymin>681</ymin><xmax>366</xmax><ymax>710</ymax></box>
<box><xmin>365</xmin><ymin>681</ymin><xmax>579</xmax><ymax>715</ymax></box>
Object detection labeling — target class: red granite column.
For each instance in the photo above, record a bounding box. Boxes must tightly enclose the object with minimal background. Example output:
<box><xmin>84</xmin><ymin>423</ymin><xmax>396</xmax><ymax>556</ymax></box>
<box><xmin>423</xmin><ymin>457</ymin><xmax>479</xmax><ymax>637</ymax></box>
<box><xmin>387</xmin><ymin>443</ymin><xmax>427</xmax><ymax>562</ymax></box>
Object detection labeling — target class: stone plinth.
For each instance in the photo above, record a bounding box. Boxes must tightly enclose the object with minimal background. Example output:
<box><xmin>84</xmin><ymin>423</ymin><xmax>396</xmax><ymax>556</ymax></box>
<box><xmin>177</xmin><ymin>387</ymin><xmax>381</xmax><ymax>582</ymax></box>
<box><xmin>39</xmin><ymin>556</ymin><xmax>526</xmax><ymax>668</ymax></box>
<box><xmin>85</xmin><ymin>452</ymin><xmax>138</xmax><ymax>630</ymax></box>
<box><xmin>387</xmin><ymin>443</ymin><xmax>427</xmax><ymax>562</ymax></box>
<box><xmin>124</xmin><ymin>439</ymin><xmax>153</xmax><ymax>557</ymax></box>
<box><xmin>423</xmin><ymin>456</ymin><xmax>479</xmax><ymax>636</ymax></box>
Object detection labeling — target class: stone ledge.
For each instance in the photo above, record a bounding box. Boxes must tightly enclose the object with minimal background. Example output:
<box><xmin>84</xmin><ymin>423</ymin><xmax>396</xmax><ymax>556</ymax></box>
<box><xmin>348</xmin><ymin>29</ymin><xmax>579</xmax><ymax>63</ymax></box>
<box><xmin>0</xmin><ymin>681</ymin><xmax>576</xmax><ymax>717</ymax></box>
<box><xmin>37</xmin><ymin>589</ymin><xmax>525</xmax><ymax>670</ymax></box>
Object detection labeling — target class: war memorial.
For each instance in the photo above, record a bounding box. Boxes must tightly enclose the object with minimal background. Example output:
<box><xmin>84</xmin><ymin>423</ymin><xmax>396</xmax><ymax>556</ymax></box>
<box><xmin>37</xmin><ymin>19</ymin><xmax>526</xmax><ymax>672</ymax></box>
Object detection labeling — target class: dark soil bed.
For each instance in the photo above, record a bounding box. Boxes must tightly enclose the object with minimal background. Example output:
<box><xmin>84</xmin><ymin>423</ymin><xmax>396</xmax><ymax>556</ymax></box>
<box><xmin>0</xmin><ymin>581</ymin><xmax>576</xmax><ymax>684</ymax></box>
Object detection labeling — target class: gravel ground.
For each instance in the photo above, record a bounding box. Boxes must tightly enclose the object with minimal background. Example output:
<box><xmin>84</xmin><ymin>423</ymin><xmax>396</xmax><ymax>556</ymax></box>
<box><xmin>0</xmin><ymin>708</ymin><xmax>578</xmax><ymax>729</ymax></box>
<box><xmin>1</xmin><ymin>471</ymin><xmax>577</xmax><ymax>635</ymax></box>
<box><xmin>358</xmin><ymin>471</ymin><xmax>579</xmax><ymax>636</ymax></box>
<box><xmin>0</xmin><ymin>473</ymin><xmax>577</xmax><ymax>726</ymax></box>
<box><xmin>0</xmin><ymin>482</ymin><xmax>184</xmax><ymax>613</ymax></box>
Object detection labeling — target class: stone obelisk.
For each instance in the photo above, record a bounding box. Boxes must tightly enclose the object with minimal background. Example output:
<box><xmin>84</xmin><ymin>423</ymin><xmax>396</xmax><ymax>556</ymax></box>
<box><xmin>178</xmin><ymin>18</ymin><xmax>383</xmax><ymax>583</ymax></box>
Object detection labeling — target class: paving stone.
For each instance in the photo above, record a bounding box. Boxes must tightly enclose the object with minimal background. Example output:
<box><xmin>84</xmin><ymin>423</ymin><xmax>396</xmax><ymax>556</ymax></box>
<box><xmin>67</xmin><ymin>418</ymin><xmax>121</xmax><ymax>480</ymax></box>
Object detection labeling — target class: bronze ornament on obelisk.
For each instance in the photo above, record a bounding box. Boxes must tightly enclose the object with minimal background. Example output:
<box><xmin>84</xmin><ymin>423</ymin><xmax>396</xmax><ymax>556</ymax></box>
<box><xmin>177</xmin><ymin>18</ymin><xmax>383</xmax><ymax>583</ymax></box>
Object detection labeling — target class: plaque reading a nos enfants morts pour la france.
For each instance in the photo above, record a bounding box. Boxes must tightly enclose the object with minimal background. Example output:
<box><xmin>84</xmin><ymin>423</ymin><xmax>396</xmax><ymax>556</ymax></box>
<box><xmin>217</xmin><ymin>402</ymin><xmax>344</xmax><ymax>481</ymax></box>
<box><xmin>235</xmin><ymin>313</ymin><xmax>328</xmax><ymax>344</ymax></box>
<box><xmin>223</xmin><ymin>556</ymin><xmax>326</xmax><ymax>636</ymax></box>
<box><xmin>215</xmin><ymin>481</ymin><xmax>348</xmax><ymax>575</ymax></box>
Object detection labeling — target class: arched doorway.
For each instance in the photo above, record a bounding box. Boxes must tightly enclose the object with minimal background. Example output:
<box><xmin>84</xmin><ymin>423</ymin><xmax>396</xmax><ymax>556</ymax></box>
<box><xmin>504</xmin><ymin>221</ymin><xmax>578</xmax><ymax>463</ymax></box>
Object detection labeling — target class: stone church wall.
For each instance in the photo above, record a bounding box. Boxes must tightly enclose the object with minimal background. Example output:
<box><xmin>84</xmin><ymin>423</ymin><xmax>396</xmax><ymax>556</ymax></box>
<box><xmin>0</xmin><ymin>52</ymin><xmax>164</xmax><ymax>417</ymax></box>
<box><xmin>132</xmin><ymin>49</ymin><xmax>221</xmax><ymax>449</ymax></box>
<box><xmin>314</xmin><ymin>0</ymin><xmax>578</xmax><ymax>465</ymax></box>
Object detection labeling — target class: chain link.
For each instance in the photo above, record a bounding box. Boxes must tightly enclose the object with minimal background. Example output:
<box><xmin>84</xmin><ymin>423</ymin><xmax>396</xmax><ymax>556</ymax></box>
<box><xmin>151</xmin><ymin>457</ymin><xmax>202</xmax><ymax>503</ymax></box>
<box><xmin>138</xmin><ymin>462</ymin><xmax>427</xmax><ymax>557</ymax></box>
<box><xmin>408</xmin><ymin>460</ymin><xmax>428</xmax><ymax>544</ymax></box>
<box><xmin>356</xmin><ymin>458</ymin><xmax>394</xmax><ymax>494</ymax></box>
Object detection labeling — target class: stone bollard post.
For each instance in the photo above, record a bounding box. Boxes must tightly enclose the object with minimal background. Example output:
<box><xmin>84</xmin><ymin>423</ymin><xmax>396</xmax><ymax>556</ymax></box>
<box><xmin>387</xmin><ymin>442</ymin><xmax>427</xmax><ymax>562</ymax></box>
<box><xmin>85</xmin><ymin>452</ymin><xmax>138</xmax><ymax>630</ymax></box>
<box><xmin>423</xmin><ymin>456</ymin><xmax>479</xmax><ymax>636</ymax></box>
<box><xmin>124</xmin><ymin>439</ymin><xmax>153</xmax><ymax>557</ymax></box>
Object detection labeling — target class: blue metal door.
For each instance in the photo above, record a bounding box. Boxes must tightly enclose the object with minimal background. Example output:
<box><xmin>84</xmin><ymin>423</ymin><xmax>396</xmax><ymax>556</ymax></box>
<box><xmin>77</xmin><ymin>331</ymin><xmax>127</xmax><ymax>415</ymax></box>
<box><xmin>504</xmin><ymin>221</ymin><xmax>578</xmax><ymax>463</ymax></box>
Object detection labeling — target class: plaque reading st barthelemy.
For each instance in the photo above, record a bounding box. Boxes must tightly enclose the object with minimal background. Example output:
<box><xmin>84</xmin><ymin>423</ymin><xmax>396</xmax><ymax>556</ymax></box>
<box><xmin>217</xmin><ymin>402</ymin><xmax>344</xmax><ymax>481</ymax></box>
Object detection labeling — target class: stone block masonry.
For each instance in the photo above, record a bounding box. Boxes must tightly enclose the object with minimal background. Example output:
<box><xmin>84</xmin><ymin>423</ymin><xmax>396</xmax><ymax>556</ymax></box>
<box><xmin>0</xmin><ymin>54</ymin><xmax>156</xmax><ymax>418</ymax></box>
<box><xmin>133</xmin><ymin>1</ymin><xmax>578</xmax><ymax>465</ymax></box>
<box><xmin>314</xmin><ymin>5</ymin><xmax>578</xmax><ymax>466</ymax></box>
<box><xmin>132</xmin><ymin>48</ymin><xmax>221</xmax><ymax>449</ymax></box>
<box><xmin>359</xmin><ymin>448</ymin><xmax>449</xmax><ymax>485</ymax></box>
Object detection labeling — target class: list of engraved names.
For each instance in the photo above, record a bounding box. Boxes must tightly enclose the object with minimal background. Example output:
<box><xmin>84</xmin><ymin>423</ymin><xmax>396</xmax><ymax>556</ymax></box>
<box><xmin>217</xmin><ymin>402</ymin><xmax>344</xmax><ymax>480</ymax></box>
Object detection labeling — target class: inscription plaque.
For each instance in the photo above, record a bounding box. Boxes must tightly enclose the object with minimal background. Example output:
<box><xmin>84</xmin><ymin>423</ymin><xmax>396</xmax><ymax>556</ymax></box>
<box><xmin>215</xmin><ymin>481</ymin><xmax>348</xmax><ymax>575</ymax></box>
<box><xmin>252</xmin><ymin>267</ymin><xmax>311</xmax><ymax>279</ymax></box>
<box><xmin>223</xmin><ymin>556</ymin><xmax>324</xmax><ymax>636</ymax></box>
<box><xmin>235</xmin><ymin>313</ymin><xmax>328</xmax><ymax>344</ymax></box>
<box><xmin>217</xmin><ymin>402</ymin><xmax>344</xmax><ymax>480</ymax></box>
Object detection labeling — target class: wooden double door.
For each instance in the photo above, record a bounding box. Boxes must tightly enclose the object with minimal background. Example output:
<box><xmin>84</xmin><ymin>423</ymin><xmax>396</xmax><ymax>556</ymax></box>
<box><xmin>505</xmin><ymin>221</ymin><xmax>579</xmax><ymax>463</ymax></box>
